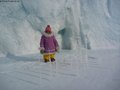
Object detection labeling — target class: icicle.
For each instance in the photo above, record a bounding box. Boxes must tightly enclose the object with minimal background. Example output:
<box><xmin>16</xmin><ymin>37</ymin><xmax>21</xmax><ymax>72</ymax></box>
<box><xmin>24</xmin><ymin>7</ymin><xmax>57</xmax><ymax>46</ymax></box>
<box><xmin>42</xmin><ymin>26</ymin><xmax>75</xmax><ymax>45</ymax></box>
<box><xmin>85</xmin><ymin>34</ymin><xmax>88</xmax><ymax>68</ymax></box>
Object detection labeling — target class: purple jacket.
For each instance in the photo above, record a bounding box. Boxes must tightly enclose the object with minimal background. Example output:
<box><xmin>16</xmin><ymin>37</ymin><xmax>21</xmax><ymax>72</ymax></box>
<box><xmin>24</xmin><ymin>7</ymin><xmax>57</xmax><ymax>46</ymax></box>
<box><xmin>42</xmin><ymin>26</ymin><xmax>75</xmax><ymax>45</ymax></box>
<box><xmin>40</xmin><ymin>32</ymin><xmax>59</xmax><ymax>53</ymax></box>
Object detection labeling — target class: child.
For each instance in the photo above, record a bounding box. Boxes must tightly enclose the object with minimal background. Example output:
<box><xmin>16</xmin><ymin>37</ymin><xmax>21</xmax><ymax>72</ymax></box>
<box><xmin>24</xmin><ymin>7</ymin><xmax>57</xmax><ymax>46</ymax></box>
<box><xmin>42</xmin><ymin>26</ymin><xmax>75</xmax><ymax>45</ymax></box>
<box><xmin>40</xmin><ymin>25</ymin><xmax>59</xmax><ymax>62</ymax></box>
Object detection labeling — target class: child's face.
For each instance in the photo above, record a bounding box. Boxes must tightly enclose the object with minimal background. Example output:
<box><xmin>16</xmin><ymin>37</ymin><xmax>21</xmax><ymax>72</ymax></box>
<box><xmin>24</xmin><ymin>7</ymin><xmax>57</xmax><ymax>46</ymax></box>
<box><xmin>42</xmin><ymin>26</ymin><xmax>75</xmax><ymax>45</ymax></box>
<box><xmin>46</xmin><ymin>31</ymin><xmax>51</xmax><ymax>34</ymax></box>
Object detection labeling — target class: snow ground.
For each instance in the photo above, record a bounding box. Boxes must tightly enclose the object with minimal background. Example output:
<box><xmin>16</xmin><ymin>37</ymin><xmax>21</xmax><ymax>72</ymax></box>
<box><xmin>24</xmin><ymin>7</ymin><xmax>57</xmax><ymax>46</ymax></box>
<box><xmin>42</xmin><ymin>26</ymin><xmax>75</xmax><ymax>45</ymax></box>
<box><xmin>0</xmin><ymin>49</ymin><xmax>120</xmax><ymax>90</ymax></box>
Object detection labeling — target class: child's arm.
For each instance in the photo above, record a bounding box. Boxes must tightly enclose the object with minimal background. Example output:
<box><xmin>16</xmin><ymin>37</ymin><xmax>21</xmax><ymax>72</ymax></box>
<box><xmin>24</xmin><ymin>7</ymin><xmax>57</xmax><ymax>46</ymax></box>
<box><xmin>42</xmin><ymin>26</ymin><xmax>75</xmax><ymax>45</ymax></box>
<box><xmin>40</xmin><ymin>35</ymin><xmax>45</xmax><ymax>50</ymax></box>
<box><xmin>53</xmin><ymin>35</ymin><xmax>59</xmax><ymax>52</ymax></box>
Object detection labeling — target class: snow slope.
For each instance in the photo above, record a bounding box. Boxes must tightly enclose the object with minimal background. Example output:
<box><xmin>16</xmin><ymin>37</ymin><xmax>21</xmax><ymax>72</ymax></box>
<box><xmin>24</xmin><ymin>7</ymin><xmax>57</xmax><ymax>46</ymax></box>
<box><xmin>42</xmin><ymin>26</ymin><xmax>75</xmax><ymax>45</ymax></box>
<box><xmin>0</xmin><ymin>49</ymin><xmax>120</xmax><ymax>90</ymax></box>
<box><xmin>0</xmin><ymin>0</ymin><xmax>120</xmax><ymax>56</ymax></box>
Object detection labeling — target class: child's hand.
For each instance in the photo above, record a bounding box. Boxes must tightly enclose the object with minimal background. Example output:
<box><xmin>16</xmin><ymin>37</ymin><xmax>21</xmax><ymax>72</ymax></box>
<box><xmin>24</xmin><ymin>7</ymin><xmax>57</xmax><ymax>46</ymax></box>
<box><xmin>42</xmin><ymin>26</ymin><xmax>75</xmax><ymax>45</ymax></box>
<box><xmin>40</xmin><ymin>49</ymin><xmax>45</xmax><ymax>54</ymax></box>
<box><xmin>39</xmin><ymin>47</ymin><xmax>45</xmax><ymax>54</ymax></box>
<box><xmin>56</xmin><ymin>47</ymin><xmax>60</xmax><ymax>53</ymax></box>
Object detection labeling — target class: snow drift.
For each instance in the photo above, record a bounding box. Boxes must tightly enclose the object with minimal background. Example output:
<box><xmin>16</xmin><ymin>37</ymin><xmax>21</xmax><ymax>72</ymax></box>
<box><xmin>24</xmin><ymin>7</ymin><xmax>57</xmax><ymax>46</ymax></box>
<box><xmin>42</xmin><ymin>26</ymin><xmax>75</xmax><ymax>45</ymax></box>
<box><xmin>0</xmin><ymin>0</ymin><xmax>120</xmax><ymax>56</ymax></box>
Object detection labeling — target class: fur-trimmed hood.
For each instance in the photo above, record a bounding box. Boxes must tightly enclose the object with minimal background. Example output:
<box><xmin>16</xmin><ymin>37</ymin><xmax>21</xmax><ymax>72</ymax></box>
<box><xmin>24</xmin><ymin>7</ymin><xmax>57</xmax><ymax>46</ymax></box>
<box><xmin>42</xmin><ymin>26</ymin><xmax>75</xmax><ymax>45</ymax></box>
<box><xmin>42</xmin><ymin>32</ymin><xmax>54</xmax><ymax>37</ymax></box>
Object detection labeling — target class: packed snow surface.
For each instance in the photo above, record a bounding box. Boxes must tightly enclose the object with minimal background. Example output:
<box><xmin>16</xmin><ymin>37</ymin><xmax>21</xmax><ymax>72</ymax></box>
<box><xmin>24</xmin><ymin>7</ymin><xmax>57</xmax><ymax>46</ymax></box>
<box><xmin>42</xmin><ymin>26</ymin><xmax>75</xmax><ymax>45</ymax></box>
<box><xmin>0</xmin><ymin>49</ymin><xmax>120</xmax><ymax>90</ymax></box>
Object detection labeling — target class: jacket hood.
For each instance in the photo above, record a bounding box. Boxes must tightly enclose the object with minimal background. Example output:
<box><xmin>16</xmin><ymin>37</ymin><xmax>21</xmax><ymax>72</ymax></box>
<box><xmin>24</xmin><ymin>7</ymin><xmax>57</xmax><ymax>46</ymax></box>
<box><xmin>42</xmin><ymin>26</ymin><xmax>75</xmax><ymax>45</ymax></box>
<box><xmin>42</xmin><ymin>32</ymin><xmax>54</xmax><ymax>37</ymax></box>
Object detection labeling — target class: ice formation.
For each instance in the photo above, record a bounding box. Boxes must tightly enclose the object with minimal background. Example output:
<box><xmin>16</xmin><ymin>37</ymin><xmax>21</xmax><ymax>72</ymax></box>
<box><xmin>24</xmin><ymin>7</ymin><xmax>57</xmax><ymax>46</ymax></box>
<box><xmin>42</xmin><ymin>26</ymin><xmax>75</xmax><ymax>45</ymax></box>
<box><xmin>0</xmin><ymin>0</ymin><xmax>120</xmax><ymax>56</ymax></box>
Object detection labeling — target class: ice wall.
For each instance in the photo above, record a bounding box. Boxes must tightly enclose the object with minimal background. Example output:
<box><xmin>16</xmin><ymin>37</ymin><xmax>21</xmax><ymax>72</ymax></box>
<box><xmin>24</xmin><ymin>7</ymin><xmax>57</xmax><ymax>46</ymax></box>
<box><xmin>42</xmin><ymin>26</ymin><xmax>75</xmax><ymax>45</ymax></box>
<box><xmin>0</xmin><ymin>0</ymin><xmax>120</xmax><ymax>56</ymax></box>
<box><xmin>0</xmin><ymin>2</ymin><xmax>39</xmax><ymax>56</ymax></box>
<box><xmin>80</xmin><ymin>0</ymin><xmax>120</xmax><ymax>49</ymax></box>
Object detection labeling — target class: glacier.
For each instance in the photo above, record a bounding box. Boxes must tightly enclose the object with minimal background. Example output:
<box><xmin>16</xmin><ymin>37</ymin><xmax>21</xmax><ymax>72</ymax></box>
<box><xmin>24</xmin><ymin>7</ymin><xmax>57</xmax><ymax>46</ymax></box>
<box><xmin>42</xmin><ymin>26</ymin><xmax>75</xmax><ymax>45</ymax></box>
<box><xmin>0</xmin><ymin>0</ymin><xmax>120</xmax><ymax>56</ymax></box>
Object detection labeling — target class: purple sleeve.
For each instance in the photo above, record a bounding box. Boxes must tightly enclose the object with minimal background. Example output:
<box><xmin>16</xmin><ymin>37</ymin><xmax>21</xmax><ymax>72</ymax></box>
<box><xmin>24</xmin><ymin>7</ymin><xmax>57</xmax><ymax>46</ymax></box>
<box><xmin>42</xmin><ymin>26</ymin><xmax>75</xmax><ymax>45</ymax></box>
<box><xmin>53</xmin><ymin>35</ymin><xmax>59</xmax><ymax>47</ymax></box>
<box><xmin>40</xmin><ymin>35</ymin><xmax>44</xmax><ymax>48</ymax></box>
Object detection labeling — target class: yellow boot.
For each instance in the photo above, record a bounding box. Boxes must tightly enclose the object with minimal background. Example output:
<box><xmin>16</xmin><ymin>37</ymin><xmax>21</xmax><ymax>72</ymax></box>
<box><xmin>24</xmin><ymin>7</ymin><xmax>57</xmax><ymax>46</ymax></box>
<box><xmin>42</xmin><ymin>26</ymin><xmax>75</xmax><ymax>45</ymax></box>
<box><xmin>43</xmin><ymin>54</ymin><xmax>50</xmax><ymax>62</ymax></box>
<box><xmin>43</xmin><ymin>54</ymin><xmax>55</xmax><ymax>62</ymax></box>
<box><xmin>50</xmin><ymin>54</ymin><xmax>55</xmax><ymax>62</ymax></box>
